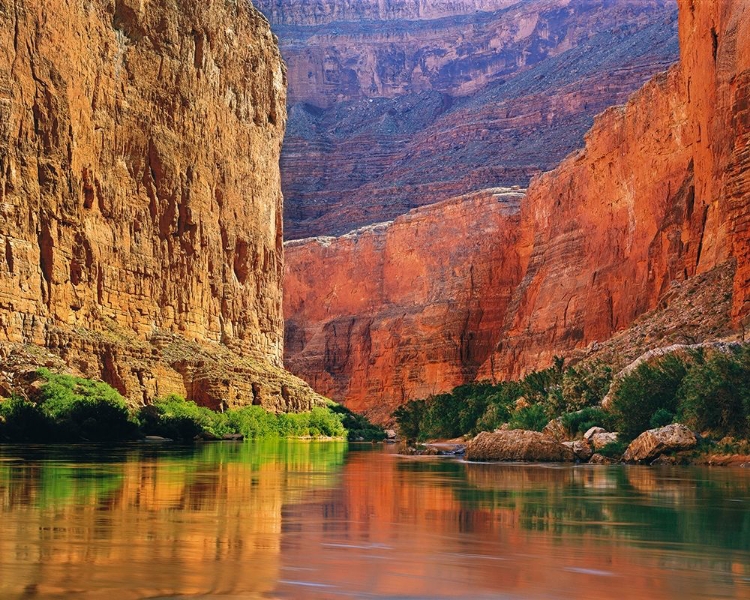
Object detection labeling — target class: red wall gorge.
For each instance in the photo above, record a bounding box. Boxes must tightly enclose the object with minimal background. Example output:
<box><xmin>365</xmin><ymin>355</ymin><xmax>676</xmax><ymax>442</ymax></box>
<box><xmin>284</xmin><ymin>0</ymin><xmax>750</xmax><ymax>419</ymax></box>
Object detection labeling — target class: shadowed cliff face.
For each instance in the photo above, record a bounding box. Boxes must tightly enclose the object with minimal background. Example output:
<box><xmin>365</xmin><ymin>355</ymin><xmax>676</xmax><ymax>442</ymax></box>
<box><xmin>283</xmin><ymin>0</ymin><xmax>750</xmax><ymax>419</ymax></box>
<box><xmin>0</xmin><ymin>0</ymin><xmax>325</xmax><ymax>410</ymax></box>
<box><xmin>254</xmin><ymin>0</ymin><xmax>679</xmax><ymax>238</ymax></box>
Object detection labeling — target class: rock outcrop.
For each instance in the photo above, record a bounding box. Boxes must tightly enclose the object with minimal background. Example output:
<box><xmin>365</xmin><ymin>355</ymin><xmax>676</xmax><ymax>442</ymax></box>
<box><xmin>254</xmin><ymin>0</ymin><xmax>679</xmax><ymax>238</ymax></box>
<box><xmin>0</xmin><ymin>0</ymin><xmax>324</xmax><ymax>410</ymax></box>
<box><xmin>285</xmin><ymin>189</ymin><xmax>522</xmax><ymax>421</ymax></box>
<box><xmin>623</xmin><ymin>424</ymin><xmax>698</xmax><ymax>463</ymax></box>
<box><xmin>465</xmin><ymin>430</ymin><xmax>576</xmax><ymax>462</ymax></box>
<box><xmin>479</xmin><ymin>0</ymin><xmax>750</xmax><ymax>379</ymax></box>
<box><xmin>283</xmin><ymin>0</ymin><xmax>750</xmax><ymax>419</ymax></box>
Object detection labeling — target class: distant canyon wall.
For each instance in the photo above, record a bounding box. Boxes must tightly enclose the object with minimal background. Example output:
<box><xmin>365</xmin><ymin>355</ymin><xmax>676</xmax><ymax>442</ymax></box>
<box><xmin>285</xmin><ymin>190</ymin><xmax>522</xmax><ymax>421</ymax></box>
<box><xmin>254</xmin><ymin>0</ymin><xmax>680</xmax><ymax>239</ymax></box>
<box><xmin>0</xmin><ymin>0</ymin><xmax>323</xmax><ymax>410</ymax></box>
<box><xmin>283</xmin><ymin>0</ymin><xmax>750</xmax><ymax>418</ymax></box>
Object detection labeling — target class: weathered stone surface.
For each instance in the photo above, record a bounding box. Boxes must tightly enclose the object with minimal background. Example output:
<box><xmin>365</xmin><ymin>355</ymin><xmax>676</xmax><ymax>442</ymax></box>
<box><xmin>591</xmin><ymin>432</ymin><xmax>620</xmax><ymax>451</ymax></box>
<box><xmin>584</xmin><ymin>427</ymin><xmax>607</xmax><ymax>441</ymax></box>
<box><xmin>465</xmin><ymin>430</ymin><xmax>576</xmax><ymax>462</ymax></box>
<box><xmin>562</xmin><ymin>440</ymin><xmax>594</xmax><ymax>462</ymax></box>
<box><xmin>254</xmin><ymin>0</ymin><xmax>679</xmax><ymax>238</ymax></box>
<box><xmin>284</xmin><ymin>189</ymin><xmax>523</xmax><ymax>422</ymax></box>
<box><xmin>542</xmin><ymin>417</ymin><xmax>570</xmax><ymax>442</ymax></box>
<box><xmin>0</xmin><ymin>0</ymin><xmax>325</xmax><ymax>410</ymax></box>
<box><xmin>588</xmin><ymin>454</ymin><xmax>616</xmax><ymax>465</ymax></box>
<box><xmin>283</xmin><ymin>0</ymin><xmax>750</xmax><ymax>417</ymax></box>
<box><xmin>480</xmin><ymin>0</ymin><xmax>750</xmax><ymax>379</ymax></box>
<box><xmin>623</xmin><ymin>424</ymin><xmax>698</xmax><ymax>464</ymax></box>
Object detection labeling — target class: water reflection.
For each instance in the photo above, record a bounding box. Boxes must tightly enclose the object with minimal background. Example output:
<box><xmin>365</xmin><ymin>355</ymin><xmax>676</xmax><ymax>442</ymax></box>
<box><xmin>0</xmin><ymin>443</ymin><xmax>748</xmax><ymax>599</ymax></box>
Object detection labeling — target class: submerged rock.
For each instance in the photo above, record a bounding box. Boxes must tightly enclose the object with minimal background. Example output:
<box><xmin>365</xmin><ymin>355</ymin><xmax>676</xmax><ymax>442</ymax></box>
<box><xmin>465</xmin><ymin>430</ymin><xmax>576</xmax><ymax>462</ymax></box>
<box><xmin>623</xmin><ymin>424</ymin><xmax>698</xmax><ymax>464</ymax></box>
<box><xmin>562</xmin><ymin>440</ymin><xmax>594</xmax><ymax>461</ymax></box>
<box><xmin>588</xmin><ymin>453</ymin><xmax>616</xmax><ymax>465</ymax></box>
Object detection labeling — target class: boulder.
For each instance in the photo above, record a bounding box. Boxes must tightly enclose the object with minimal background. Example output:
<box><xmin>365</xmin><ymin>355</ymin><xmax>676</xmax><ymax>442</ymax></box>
<box><xmin>591</xmin><ymin>432</ymin><xmax>619</xmax><ymax>450</ymax></box>
<box><xmin>584</xmin><ymin>426</ymin><xmax>607</xmax><ymax>441</ymax></box>
<box><xmin>588</xmin><ymin>453</ymin><xmax>615</xmax><ymax>465</ymax></box>
<box><xmin>465</xmin><ymin>430</ymin><xmax>576</xmax><ymax>462</ymax></box>
<box><xmin>563</xmin><ymin>440</ymin><xmax>593</xmax><ymax>461</ymax></box>
<box><xmin>542</xmin><ymin>417</ymin><xmax>570</xmax><ymax>441</ymax></box>
<box><xmin>623</xmin><ymin>424</ymin><xmax>698</xmax><ymax>463</ymax></box>
<box><xmin>385</xmin><ymin>429</ymin><xmax>397</xmax><ymax>439</ymax></box>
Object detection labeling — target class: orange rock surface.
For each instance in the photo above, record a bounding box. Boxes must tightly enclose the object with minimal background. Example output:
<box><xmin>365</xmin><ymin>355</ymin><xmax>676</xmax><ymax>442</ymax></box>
<box><xmin>284</xmin><ymin>189</ymin><xmax>523</xmax><ymax>421</ymax></box>
<box><xmin>284</xmin><ymin>0</ymin><xmax>750</xmax><ymax>418</ymax></box>
<box><xmin>481</xmin><ymin>0</ymin><xmax>750</xmax><ymax>379</ymax></box>
<box><xmin>0</xmin><ymin>0</ymin><xmax>324</xmax><ymax>409</ymax></box>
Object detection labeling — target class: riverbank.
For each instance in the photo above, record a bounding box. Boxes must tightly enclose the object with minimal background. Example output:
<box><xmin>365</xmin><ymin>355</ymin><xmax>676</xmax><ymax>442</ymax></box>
<box><xmin>0</xmin><ymin>369</ymin><xmax>384</xmax><ymax>444</ymax></box>
<box><xmin>393</xmin><ymin>344</ymin><xmax>750</xmax><ymax>466</ymax></box>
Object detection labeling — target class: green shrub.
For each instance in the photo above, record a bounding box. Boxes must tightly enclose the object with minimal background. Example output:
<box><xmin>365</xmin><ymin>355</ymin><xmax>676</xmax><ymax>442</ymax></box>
<box><xmin>677</xmin><ymin>347</ymin><xmax>750</xmax><ymax>437</ymax></box>
<box><xmin>35</xmin><ymin>369</ymin><xmax>137</xmax><ymax>442</ymax></box>
<box><xmin>138</xmin><ymin>394</ymin><xmax>229</xmax><ymax>441</ymax></box>
<box><xmin>393</xmin><ymin>399</ymin><xmax>427</xmax><ymax>441</ymax></box>
<box><xmin>0</xmin><ymin>395</ymin><xmax>52</xmax><ymax>442</ymax></box>
<box><xmin>474</xmin><ymin>382</ymin><xmax>522</xmax><ymax>432</ymax></box>
<box><xmin>329</xmin><ymin>404</ymin><xmax>385</xmax><ymax>441</ymax></box>
<box><xmin>560</xmin><ymin>362</ymin><xmax>613</xmax><ymax>413</ymax></box>
<box><xmin>561</xmin><ymin>407</ymin><xmax>615</xmax><ymax>437</ymax></box>
<box><xmin>598</xmin><ymin>439</ymin><xmax>628</xmax><ymax>459</ymax></box>
<box><xmin>610</xmin><ymin>354</ymin><xmax>691</xmax><ymax>440</ymax></box>
<box><xmin>508</xmin><ymin>403</ymin><xmax>549</xmax><ymax>432</ymax></box>
<box><xmin>649</xmin><ymin>408</ymin><xmax>675</xmax><ymax>429</ymax></box>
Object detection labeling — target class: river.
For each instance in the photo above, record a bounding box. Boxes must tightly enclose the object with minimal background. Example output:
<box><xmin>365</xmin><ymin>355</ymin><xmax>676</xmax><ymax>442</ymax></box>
<box><xmin>0</xmin><ymin>441</ymin><xmax>748</xmax><ymax>599</ymax></box>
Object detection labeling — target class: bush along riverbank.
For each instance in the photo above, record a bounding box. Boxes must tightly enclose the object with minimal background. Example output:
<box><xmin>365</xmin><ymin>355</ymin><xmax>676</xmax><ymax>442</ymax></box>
<box><xmin>393</xmin><ymin>344</ymin><xmax>750</xmax><ymax>465</ymax></box>
<box><xmin>0</xmin><ymin>369</ymin><xmax>384</xmax><ymax>443</ymax></box>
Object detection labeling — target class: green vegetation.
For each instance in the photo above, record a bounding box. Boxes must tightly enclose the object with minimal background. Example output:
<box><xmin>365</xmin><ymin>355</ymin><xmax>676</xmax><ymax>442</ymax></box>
<box><xmin>0</xmin><ymin>370</ymin><xmax>382</xmax><ymax>444</ymax></box>
<box><xmin>393</xmin><ymin>360</ymin><xmax>612</xmax><ymax>441</ymax></box>
<box><xmin>392</xmin><ymin>346</ymin><xmax>750</xmax><ymax>446</ymax></box>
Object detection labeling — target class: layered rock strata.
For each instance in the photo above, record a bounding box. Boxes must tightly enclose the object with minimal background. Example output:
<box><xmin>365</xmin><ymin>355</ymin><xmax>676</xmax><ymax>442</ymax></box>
<box><xmin>0</xmin><ymin>0</ymin><xmax>324</xmax><ymax>409</ymax></box>
<box><xmin>254</xmin><ymin>0</ymin><xmax>680</xmax><ymax>238</ymax></box>
<box><xmin>481</xmin><ymin>0</ymin><xmax>750</xmax><ymax>379</ymax></box>
<box><xmin>284</xmin><ymin>0</ymin><xmax>750</xmax><ymax>418</ymax></box>
<box><xmin>285</xmin><ymin>189</ymin><xmax>523</xmax><ymax>421</ymax></box>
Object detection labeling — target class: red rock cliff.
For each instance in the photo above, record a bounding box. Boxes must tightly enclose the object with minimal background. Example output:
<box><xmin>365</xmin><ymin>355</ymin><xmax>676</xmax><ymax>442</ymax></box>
<box><xmin>284</xmin><ymin>0</ymin><xmax>750</xmax><ymax>418</ymax></box>
<box><xmin>481</xmin><ymin>0</ymin><xmax>750</xmax><ymax>379</ymax></box>
<box><xmin>0</xmin><ymin>0</ymin><xmax>325</xmax><ymax>410</ymax></box>
<box><xmin>285</xmin><ymin>189</ymin><xmax>523</xmax><ymax>421</ymax></box>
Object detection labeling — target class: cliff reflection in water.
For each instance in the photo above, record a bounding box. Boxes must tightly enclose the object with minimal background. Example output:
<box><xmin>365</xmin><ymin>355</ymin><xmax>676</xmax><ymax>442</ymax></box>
<box><xmin>1</xmin><ymin>443</ymin><xmax>749</xmax><ymax>599</ymax></box>
<box><xmin>0</xmin><ymin>442</ymin><xmax>345</xmax><ymax>599</ymax></box>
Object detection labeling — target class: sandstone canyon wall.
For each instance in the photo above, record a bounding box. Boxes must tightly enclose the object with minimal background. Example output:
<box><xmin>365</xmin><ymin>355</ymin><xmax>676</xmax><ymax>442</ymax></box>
<box><xmin>285</xmin><ymin>189</ymin><xmax>522</xmax><ymax>421</ymax></box>
<box><xmin>284</xmin><ymin>0</ymin><xmax>750</xmax><ymax>418</ymax></box>
<box><xmin>254</xmin><ymin>0</ymin><xmax>680</xmax><ymax>238</ymax></box>
<box><xmin>0</xmin><ymin>0</ymin><xmax>324</xmax><ymax>410</ymax></box>
<box><xmin>481</xmin><ymin>0</ymin><xmax>750</xmax><ymax>379</ymax></box>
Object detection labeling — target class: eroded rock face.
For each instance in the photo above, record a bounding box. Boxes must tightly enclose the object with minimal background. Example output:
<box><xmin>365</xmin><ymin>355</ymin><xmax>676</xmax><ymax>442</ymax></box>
<box><xmin>254</xmin><ymin>0</ymin><xmax>679</xmax><ymax>238</ymax></box>
<box><xmin>283</xmin><ymin>0</ymin><xmax>750</xmax><ymax>419</ymax></box>
<box><xmin>480</xmin><ymin>0</ymin><xmax>750</xmax><ymax>379</ymax></box>
<box><xmin>465</xmin><ymin>430</ymin><xmax>576</xmax><ymax>462</ymax></box>
<box><xmin>0</xmin><ymin>0</ymin><xmax>324</xmax><ymax>410</ymax></box>
<box><xmin>284</xmin><ymin>189</ymin><xmax>523</xmax><ymax>421</ymax></box>
<box><xmin>623</xmin><ymin>424</ymin><xmax>698</xmax><ymax>464</ymax></box>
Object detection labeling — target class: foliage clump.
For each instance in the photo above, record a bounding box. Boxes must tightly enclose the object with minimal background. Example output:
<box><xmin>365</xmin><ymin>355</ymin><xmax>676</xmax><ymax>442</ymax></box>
<box><xmin>0</xmin><ymin>370</ymin><xmax>378</xmax><ymax>443</ymax></box>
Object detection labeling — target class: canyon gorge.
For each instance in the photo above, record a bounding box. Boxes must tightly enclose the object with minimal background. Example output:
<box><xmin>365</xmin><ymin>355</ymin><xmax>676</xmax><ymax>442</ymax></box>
<box><xmin>284</xmin><ymin>0</ymin><xmax>750</xmax><ymax>421</ymax></box>
<box><xmin>0</xmin><ymin>0</ymin><xmax>324</xmax><ymax>411</ymax></box>
<box><xmin>255</xmin><ymin>0</ymin><xmax>680</xmax><ymax>238</ymax></box>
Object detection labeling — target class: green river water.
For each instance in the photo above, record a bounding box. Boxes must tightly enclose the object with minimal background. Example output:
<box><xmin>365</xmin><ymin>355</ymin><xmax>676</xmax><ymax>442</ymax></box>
<box><xmin>0</xmin><ymin>441</ymin><xmax>748</xmax><ymax>599</ymax></box>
